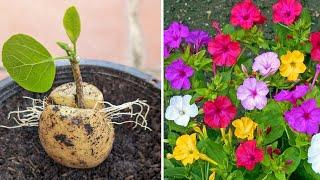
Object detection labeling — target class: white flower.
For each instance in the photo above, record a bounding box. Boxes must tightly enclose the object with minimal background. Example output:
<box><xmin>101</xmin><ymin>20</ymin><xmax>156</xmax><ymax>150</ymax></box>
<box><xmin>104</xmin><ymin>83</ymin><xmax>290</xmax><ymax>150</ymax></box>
<box><xmin>308</xmin><ymin>133</ymin><xmax>320</xmax><ymax>174</ymax></box>
<box><xmin>165</xmin><ymin>95</ymin><xmax>198</xmax><ymax>127</ymax></box>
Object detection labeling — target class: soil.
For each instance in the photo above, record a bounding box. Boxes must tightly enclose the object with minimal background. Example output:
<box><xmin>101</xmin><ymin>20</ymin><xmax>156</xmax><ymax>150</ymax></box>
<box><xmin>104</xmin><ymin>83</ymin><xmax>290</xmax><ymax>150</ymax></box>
<box><xmin>0</xmin><ymin>63</ymin><xmax>161</xmax><ymax>179</ymax></box>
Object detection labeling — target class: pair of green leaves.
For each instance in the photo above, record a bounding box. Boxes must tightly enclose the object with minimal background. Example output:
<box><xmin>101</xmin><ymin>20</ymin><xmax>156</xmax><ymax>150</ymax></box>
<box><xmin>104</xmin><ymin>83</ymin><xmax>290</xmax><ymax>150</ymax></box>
<box><xmin>2</xmin><ymin>6</ymin><xmax>81</xmax><ymax>92</ymax></box>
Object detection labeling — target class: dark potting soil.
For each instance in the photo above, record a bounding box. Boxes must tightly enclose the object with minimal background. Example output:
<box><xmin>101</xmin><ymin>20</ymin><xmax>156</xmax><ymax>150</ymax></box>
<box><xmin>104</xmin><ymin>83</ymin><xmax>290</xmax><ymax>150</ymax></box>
<box><xmin>0</xmin><ymin>63</ymin><xmax>161</xmax><ymax>179</ymax></box>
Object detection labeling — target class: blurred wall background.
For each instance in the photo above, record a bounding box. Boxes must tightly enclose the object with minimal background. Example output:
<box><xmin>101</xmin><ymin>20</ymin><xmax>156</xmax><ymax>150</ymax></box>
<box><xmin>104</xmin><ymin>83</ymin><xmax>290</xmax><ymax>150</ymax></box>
<box><xmin>0</xmin><ymin>0</ymin><xmax>161</xmax><ymax>79</ymax></box>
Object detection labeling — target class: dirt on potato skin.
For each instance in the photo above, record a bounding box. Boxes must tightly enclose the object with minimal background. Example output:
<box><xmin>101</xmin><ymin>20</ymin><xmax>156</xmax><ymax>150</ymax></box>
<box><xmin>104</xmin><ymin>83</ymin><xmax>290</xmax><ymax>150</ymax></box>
<box><xmin>0</xmin><ymin>65</ymin><xmax>161</xmax><ymax>179</ymax></box>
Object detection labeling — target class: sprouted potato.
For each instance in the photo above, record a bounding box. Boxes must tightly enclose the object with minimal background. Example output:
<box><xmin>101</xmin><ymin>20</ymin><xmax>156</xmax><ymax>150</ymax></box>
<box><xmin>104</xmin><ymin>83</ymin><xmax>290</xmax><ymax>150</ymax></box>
<box><xmin>0</xmin><ymin>6</ymin><xmax>150</xmax><ymax>169</ymax></box>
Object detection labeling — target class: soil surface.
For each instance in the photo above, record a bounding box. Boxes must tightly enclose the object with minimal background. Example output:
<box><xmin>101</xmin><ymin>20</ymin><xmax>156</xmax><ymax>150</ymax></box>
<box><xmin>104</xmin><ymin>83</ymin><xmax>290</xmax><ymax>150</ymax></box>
<box><xmin>164</xmin><ymin>0</ymin><xmax>320</xmax><ymax>35</ymax></box>
<box><xmin>0</xmin><ymin>64</ymin><xmax>161</xmax><ymax>179</ymax></box>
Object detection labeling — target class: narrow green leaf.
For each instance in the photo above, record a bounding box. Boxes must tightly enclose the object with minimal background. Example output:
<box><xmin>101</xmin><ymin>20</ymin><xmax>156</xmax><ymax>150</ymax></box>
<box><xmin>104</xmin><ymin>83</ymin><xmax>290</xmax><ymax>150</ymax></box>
<box><xmin>2</xmin><ymin>34</ymin><xmax>55</xmax><ymax>92</ymax></box>
<box><xmin>63</xmin><ymin>6</ymin><xmax>81</xmax><ymax>44</ymax></box>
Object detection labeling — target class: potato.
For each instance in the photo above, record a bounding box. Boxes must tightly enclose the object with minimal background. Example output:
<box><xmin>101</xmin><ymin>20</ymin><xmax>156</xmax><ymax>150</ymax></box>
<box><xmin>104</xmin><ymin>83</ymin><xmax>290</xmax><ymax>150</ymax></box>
<box><xmin>39</xmin><ymin>83</ymin><xmax>115</xmax><ymax>168</ymax></box>
<box><xmin>47</xmin><ymin>82</ymin><xmax>104</xmax><ymax>109</ymax></box>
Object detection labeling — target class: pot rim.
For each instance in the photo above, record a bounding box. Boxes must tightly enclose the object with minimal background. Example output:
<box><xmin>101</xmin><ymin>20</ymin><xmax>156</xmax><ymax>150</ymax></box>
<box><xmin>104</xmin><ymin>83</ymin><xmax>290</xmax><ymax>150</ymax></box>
<box><xmin>0</xmin><ymin>59</ymin><xmax>161</xmax><ymax>90</ymax></box>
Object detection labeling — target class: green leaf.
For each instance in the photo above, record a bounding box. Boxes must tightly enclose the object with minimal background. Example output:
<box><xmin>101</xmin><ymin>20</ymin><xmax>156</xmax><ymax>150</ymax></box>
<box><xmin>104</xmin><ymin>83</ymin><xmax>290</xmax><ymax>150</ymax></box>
<box><xmin>63</xmin><ymin>6</ymin><xmax>81</xmax><ymax>44</ymax></box>
<box><xmin>2</xmin><ymin>34</ymin><xmax>55</xmax><ymax>92</ymax></box>
<box><xmin>293</xmin><ymin>160</ymin><xmax>320</xmax><ymax>180</ymax></box>
<box><xmin>164</xmin><ymin>167</ymin><xmax>187</xmax><ymax>178</ymax></box>
<box><xmin>281</xmin><ymin>147</ymin><xmax>300</xmax><ymax>174</ymax></box>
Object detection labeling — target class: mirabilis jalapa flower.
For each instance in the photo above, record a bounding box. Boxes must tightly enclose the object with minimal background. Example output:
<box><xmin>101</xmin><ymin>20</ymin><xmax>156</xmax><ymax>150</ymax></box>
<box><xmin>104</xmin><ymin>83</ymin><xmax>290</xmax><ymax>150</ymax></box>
<box><xmin>236</xmin><ymin>140</ymin><xmax>264</xmax><ymax>171</ymax></box>
<box><xmin>308</xmin><ymin>133</ymin><xmax>320</xmax><ymax>174</ymax></box>
<box><xmin>272</xmin><ymin>0</ymin><xmax>303</xmax><ymax>26</ymax></box>
<box><xmin>230</xmin><ymin>0</ymin><xmax>266</xmax><ymax>29</ymax></box>
<box><xmin>167</xmin><ymin>133</ymin><xmax>217</xmax><ymax>166</ymax></box>
<box><xmin>165</xmin><ymin>59</ymin><xmax>194</xmax><ymax>90</ymax></box>
<box><xmin>164</xmin><ymin>21</ymin><xmax>189</xmax><ymax>49</ymax></box>
<box><xmin>165</xmin><ymin>95</ymin><xmax>198</xmax><ymax>127</ymax></box>
<box><xmin>310</xmin><ymin>32</ymin><xmax>320</xmax><ymax>62</ymax></box>
<box><xmin>232</xmin><ymin>117</ymin><xmax>257</xmax><ymax>140</ymax></box>
<box><xmin>279</xmin><ymin>50</ymin><xmax>306</xmax><ymax>81</ymax></box>
<box><xmin>253</xmin><ymin>52</ymin><xmax>280</xmax><ymax>77</ymax></box>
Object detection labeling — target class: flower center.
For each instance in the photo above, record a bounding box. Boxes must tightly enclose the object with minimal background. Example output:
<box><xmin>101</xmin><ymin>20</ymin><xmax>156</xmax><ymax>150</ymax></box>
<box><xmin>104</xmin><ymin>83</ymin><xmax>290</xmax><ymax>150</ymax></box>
<box><xmin>243</xmin><ymin>14</ymin><xmax>250</xmax><ymax>21</ymax></box>
<box><xmin>303</xmin><ymin>112</ymin><xmax>311</xmax><ymax>120</ymax></box>
<box><xmin>222</xmin><ymin>45</ymin><xmax>229</xmax><ymax>52</ymax></box>
<box><xmin>290</xmin><ymin>62</ymin><xmax>296</xmax><ymax>68</ymax></box>
<box><xmin>179</xmin><ymin>70</ymin><xmax>186</xmax><ymax>77</ymax></box>
<box><xmin>249</xmin><ymin>154</ymin><xmax>255</xmax><ymax>161</ymax></box>
<box><xmin>179</xmin><ymin>110</ymin><xmax>185</xmax><ymax>116</ymax></box>
<box><xmin>285</xmin><ymin>11</ymin><xmax>291</xmax><ymax>17</ymax></box>
<box><xmin>251</xmin><ymin>90</ymin><xmax>258</xmax><ymax>97</ymax></box>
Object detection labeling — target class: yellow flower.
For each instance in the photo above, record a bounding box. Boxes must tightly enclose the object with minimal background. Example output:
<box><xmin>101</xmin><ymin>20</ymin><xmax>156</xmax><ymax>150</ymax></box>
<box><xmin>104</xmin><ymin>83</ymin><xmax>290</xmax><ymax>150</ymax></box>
<box><xmin>209</xmin><ymin>169</ymin><xmax>216</xmax><ymax>180</ymax></box>
<box><xmin>232</xmin><ymin>117</ymin><xmax>257</xmax><ymax>140</ymax></box>
<box><xmin>167</xmin><ymin>133</ymin><xmax>217</xmax><ymax>166</ymax></box>
<box><xmin>279</xmin><ymin>50</ymin><xmax>306</xmax><ymax>81</ymax></box>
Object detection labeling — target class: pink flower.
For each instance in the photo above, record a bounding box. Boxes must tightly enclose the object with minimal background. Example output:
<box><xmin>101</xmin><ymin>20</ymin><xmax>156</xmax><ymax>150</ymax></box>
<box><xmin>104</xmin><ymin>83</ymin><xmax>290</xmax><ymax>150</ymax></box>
<box><xmin>253</xmin><ymin>52</ymin><xmax>280</xmax><ymax>77</ymax></box>
<box><xmin>237</xmin><ymin>78</ymin><xmax>269</xmax><ymax>110</ymax></box>
<box><xmin>203</xmin><ymin>96</ymin><xmax>237</xmax><ymax>128</ymax></box>
<box><xmin>272</xmin><ymin>0</ymin><xmax>303</xmax><ymax>25</ymax></box>
<box><xmin>230</xmin><ymin>0</ymin><xmax>266</xmax><ymax>29</ymax></box>
<box><xmin>236</xmin><ymin>140</ymin><xmax>264</xmax><ymax>171</ymax></box>
<box><xmin>165</xmin><ymin>59</ymin><xmax>194</xmax><ymax>90</ymax></box>
<box><xmin>310</xmin><ymin>32</ymin><xmax>320</xmax><ymax>62</ymax></box>
<box><xmin>208</xmin><ymin>34</ymin><xmax>241</xmax><ymax>67</ymax></box>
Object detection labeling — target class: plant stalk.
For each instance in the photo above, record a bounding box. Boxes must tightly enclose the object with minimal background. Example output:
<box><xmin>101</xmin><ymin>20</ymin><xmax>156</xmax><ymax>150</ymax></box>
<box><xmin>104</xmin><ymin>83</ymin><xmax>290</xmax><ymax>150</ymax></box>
<box><xmin>70</xmin><ymin>58</ymin><xmax>85</xmax><ymax>108</ymax></box>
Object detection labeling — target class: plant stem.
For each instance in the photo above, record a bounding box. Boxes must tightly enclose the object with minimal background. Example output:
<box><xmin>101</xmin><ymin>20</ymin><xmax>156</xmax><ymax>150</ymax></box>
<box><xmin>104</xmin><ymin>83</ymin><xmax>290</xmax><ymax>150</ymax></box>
<box><xmin>70</xmin><ymin>58</ymin><xmax>85</xmax><ymax>108</ymax></box>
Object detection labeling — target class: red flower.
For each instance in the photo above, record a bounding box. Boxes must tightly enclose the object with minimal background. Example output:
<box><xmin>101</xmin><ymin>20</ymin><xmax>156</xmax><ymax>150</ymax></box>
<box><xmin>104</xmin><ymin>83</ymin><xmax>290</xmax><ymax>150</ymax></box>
<box><xmin>272</xmin><ymin>0</ymin><xmax>302</xmax><ymax>25</ymax></box>
<box><xmin>208</xmin><ymin>34</ymin><xmax>241</xmax><ymax>67</ymax></box>
<box><xmin>310</xmin><ymin>32</ymin><xmax>320</xmax><ymax>62</ymax></box>
<box><xmin>230</xmin><ymin>0</ymin><xmax>266</xmax><ymax>29</ymax></box>
<box><xmin>203</xmin><ymin>96</ymin><xmax>237</xmax><ymax>128</ymax></box>
<box><xmin>236</xmin><ymin>140</ymin><xmax>264</xmax><ymax>171</ymax></box>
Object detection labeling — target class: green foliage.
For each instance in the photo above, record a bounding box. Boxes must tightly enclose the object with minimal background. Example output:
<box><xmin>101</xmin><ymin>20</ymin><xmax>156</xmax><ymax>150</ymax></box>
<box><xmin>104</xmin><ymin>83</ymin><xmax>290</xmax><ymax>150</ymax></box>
<box><xmin>2</xmin><ymin>34</ymin><xmax>55</xmax><ymax>92</ymax></box>
<box><xmin>183</xmin><ymin>46</ymin><xmax>212</xmax><ymax>71</ymax></box>
<box><xmin>63</xmin><ymin>6</ymin><xmax>81</xmax><ymax>44</ymax></box>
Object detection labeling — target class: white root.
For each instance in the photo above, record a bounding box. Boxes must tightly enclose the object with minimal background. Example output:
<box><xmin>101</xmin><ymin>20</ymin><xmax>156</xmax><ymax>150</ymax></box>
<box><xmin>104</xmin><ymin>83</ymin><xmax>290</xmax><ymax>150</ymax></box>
<box><xmin>0</xmin><ymin>96</ymin><xmax>45</xmax><ymax>128</ymax></box>
<box><xmin>0</xmin><ymin>97</ymin><xmax>151</xmax><ymax>131</ymax></box>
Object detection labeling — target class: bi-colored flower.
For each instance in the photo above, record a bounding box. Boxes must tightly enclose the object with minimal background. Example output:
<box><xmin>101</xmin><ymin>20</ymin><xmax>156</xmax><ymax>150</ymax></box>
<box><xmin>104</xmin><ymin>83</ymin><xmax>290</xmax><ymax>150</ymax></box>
<box><xmin>185</xmin><ymin>30</ymin><xmax>210</xmax><ymax>52</ymax></box>
<box><xmin>208</xmin><ymin>34</ymin><xmax>241</xmax><ymax>67</ymax></box>
<box><xmin>284</xmin><ymin>99</ymin><xmax>320</xmax><ymax>135</ymax></box>
<box><xmin>308</xmin><ymin>133</ymin><xmax>320</xmax><ymax>174</ymax></box>
<box><xmin>279</xmin><ymin>50</ymin><xmax>306</xmax><ymax>81</ymax></box>
<box><xmin>167</xmin><ymin>133</ymin><xmax>217</xmax><ymax>166</ymax></box>
<box><xmin>272</xmin><ymin>0</ymin><xmax>303</xmax><ymax>25</ymax></box>
<box><xmin>310</xmin><ymin>32</ymin><xmax>320</xmax><ymax>62</ymax></box>
<box><xmin>232</xmin><ymin>117</ymin><xmax>257</xmax><ymax>140</ymax></box>
<box><xmin>237</xmin><ymin>78</ymin><xmax>269</xmax><ymax>110</ymax></box>
<box><xmin>203</xmin><ymin>96</ymin><xmax>237</xmax><ymax>128</ymax></box>
<box><xmin>252</xmin><ymin>52</ymin><xmax>280</xmax><ymax>77</ymax></box>
<box><xmin>236</xmin><ymin>140</ymin><xmax>264</xmax><ymax>171</ymax></box>
<box><xmin>165</xmin><ymin>95</ymin><xmax>198</xmax><ymax>127</ymax></box>
<box><xmin>230</xmin><ymin>0</ymin><xmax>265</xmax><ymax>29</ymax></box>
<box><xmin>274</xmin><ymin>84</ymin><xmax>309</xmax><ymax>105</ymax></box>
<box><xmin>164</xmin><ymin>22</ymin><xmax>189</xmax><ymax>49</ymax></box>
<box><xmin>165</xmin><ymin>59</ymin><xmax>194</xmax><ymax>90</ymax></box>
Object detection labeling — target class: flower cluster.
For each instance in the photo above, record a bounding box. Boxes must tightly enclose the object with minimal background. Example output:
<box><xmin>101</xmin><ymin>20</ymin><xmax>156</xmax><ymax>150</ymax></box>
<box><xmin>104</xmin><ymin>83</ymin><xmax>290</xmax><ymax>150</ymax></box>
<box><xmin>164</xmin><ymin>0</ymin><xmax>320</xmax><ymax>179</ymax></box>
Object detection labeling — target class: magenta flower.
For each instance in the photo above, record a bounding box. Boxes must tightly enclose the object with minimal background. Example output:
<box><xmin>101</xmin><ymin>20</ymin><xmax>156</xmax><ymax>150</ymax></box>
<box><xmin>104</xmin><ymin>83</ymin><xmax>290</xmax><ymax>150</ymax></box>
<box><xmin>185</xmin><ymin>30</ymin><xmax>210</xmax><ymax>52</ymax></box>
<box><xmin>274</xmin><ymin>84</ymin><xmax>309</xmax><ymax>105</ymax></box>
<box><xmin>164</xmin><ymin>45</ymin><xmax>170</xmax><ymax>58</ymax></box>
<box><xmin>252</xmin><ymin>52</ymin><xmax>280</xmax><ymax>77</ymax></box>
<box><xmin>164</xmin><ymin>22</ymin><xmax>189</xmax><ymax>49</ymax></box>
<box><xmin>165</xmin><ymin>59</ymin><xmax>193</xmax><ymax>90</ymax></box>
<box><xmin>284</xmin><ymin>99</ymin><xmax>320</xmax><ymax>135</ymax></box>
<box><xmin>237</xmin><ymin>78</ymin><xmax>269</xmax><ymax>110</ymax></box>
<box><xmin>272</xmin><ymin>0</ymin><xmax>303</xmax><ymax>25</ymax></box>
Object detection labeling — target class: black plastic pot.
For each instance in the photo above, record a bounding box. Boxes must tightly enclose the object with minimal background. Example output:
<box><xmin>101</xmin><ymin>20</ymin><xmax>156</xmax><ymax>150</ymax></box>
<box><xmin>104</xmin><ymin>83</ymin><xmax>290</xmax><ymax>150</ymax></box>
<box><xmin>0</xmin><ymin>60</ymin><xmax>161</xmax><ymax>179</ymax></box>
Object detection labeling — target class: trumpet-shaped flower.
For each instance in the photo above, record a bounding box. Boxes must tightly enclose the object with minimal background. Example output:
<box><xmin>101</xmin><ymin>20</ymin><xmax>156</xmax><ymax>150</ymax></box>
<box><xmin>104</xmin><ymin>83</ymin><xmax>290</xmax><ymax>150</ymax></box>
<box><xmin>236</xmin><ymin>140</ymin><xmax>264</xmax><ymax>171</ymax></box>
<box><xmin>310</xmin><ymin>32</ymin><xmax>320</xmax><ymax>62</ymax></box>
<box><xmin>274</xmin><ymin>84</ymin><xmax>309</xmax><ymax>105</ymax></box>
<box><xmin>284</xmin><ymin>99</ymin><xmax>320</xmax><ymax>135</ymax></box>
<box><xmin>272</xmin><ymin>0</ymin><xmax>302</xmax><ymax>25</ymax></box>
<box><xmin>208</xmin><ymin>34</ymin><xmax>241</xmax><ymax>67</ymax></box>
<box><xmin>230</xmin><ymin>0</ymin><xmax>266</xmax><ymax>29</ymax></box>
<box><xmin>204</xmin><ymin>96</ymin><xmax>237</xmax><ymax>128</ymax></box>
<box><xmin>279</xmin><ymin>50</ymin><xmax>306</xmax><ymax>81</ymax></box>
<box><xmin>165</xmin><ymin>59</ymin><xmax>194</xmax><ymax>90</ymax></box>
<box><xmin>308</xmin><ymin>133</ymin><xmax>320</xmax><ymax>174</ymax></box>
<box><xmin>165</xmin><ymin>95</ymin><xmax>198</xmax><ymax>127</ymax></box>
<box><xmin>252</xmin><ymin>52</ymin><xmax>280</xmax><ymax>77</ymax></box>
<box><xmin>167</xmin><ymin>133</ymin><xmax>217</xmax><ymax>166</ymax></box>
<box><xmin>164</xmin><ymin>22</ymin><xmax>189</xmax><ymax>49</ymax></box>
<box><xmin>237</xmin><ymin>78</ymin><xmax>269</xmax><ymax>110</ymax></box>
<box><xmin>185</xmin><ymin>30</ymin><xmax>210</xmax><ymax>52</ymax></box>
<box><xmin>232</xmin><ymin>117</ymin><xmax>257</xmax><ymax>140</ymax></box>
